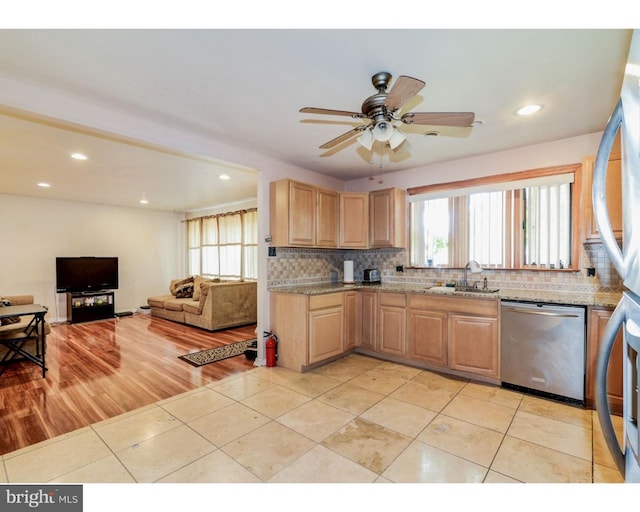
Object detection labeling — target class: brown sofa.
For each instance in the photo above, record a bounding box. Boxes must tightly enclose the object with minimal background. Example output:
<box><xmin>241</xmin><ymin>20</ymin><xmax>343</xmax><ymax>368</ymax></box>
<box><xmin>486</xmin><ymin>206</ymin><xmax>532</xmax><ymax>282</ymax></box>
<box><xmin>1</xmin><ymin>294</ymin><xmax>51</xmax><ymax>362</ymax></box>
<box><xmin>147</xmin><ymin>277</ymin><xmax>257</xmax><ymax>331</ymax></box>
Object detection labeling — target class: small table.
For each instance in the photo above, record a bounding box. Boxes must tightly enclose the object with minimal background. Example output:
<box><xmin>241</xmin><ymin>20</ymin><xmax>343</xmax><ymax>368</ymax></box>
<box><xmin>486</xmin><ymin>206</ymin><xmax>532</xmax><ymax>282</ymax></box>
<box><xmin>0</xmin><ymin>304</ymin><xmax>48</xmax><ymax>378</ymax></box>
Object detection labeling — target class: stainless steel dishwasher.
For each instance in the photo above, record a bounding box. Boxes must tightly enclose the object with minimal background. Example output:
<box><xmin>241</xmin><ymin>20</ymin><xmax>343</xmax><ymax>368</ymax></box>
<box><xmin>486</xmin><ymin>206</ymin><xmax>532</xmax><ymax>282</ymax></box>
<box><xmin>501</xmin><ymin>301</ymin><xmax>586</xmax><ymax>404</ymax></box>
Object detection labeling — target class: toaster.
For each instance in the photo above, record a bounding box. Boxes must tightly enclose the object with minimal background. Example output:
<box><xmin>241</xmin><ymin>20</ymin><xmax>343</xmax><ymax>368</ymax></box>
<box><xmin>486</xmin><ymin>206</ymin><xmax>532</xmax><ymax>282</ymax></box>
<box><xmin>363</xmin><ymin>268</ymin><xmax>381</xmax><ymax>283</ymax></box>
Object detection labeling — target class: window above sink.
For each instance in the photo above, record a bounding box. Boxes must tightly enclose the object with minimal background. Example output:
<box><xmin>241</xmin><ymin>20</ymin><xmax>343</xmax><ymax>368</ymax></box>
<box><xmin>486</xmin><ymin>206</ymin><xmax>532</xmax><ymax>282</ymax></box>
<box><xmin>408</xmin><ymin>163</ymin><xmax>582</xmax><ymax>271</ymax></box>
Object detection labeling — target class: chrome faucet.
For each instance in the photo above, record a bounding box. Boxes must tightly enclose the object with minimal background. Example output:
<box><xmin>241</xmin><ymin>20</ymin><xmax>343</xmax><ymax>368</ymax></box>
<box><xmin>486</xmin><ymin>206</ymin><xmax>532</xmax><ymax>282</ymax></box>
<box><xmin>462</xmin><ymin>260</ymin><xmax>483</xmax><ymax>287</ymax></box>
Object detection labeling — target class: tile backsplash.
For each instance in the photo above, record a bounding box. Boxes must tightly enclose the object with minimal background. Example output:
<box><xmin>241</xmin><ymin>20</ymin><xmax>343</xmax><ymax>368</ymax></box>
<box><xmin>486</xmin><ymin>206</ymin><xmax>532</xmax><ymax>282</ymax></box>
<box><xmin>267</xmin><ymin>243</ymin><xmax>623</xmax><ymax>293</ymax></box>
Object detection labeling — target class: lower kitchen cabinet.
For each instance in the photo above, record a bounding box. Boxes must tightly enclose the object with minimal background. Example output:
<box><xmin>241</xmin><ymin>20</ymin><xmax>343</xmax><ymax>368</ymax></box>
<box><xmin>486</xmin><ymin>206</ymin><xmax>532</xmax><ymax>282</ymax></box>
<box><xmin>378</xmin><ymin>292</ymin><xmax>406</xmax><ymax>357</ymax></box>
<box><xmin>407</xmin><ymin>294</ymin><xmax>500</xmax><ymax>379</ymax></box>
<box><xmin>448</xmin><ymin>313</ymin><xmax>499</xmax><ymax>378</ymax></box>
<box><xmin>270</xmin><ymin>288</ymin><xmax>499</xmax><ymax>380</ymax></box>
<box><xmin>343</xmin><ymin>290</ymin><xmax>358</xmax><ymax>351</ymax></box>
<box><xmin>358</xmin><ymin>290</ymin><xmax>377</xmax><ymax>350</ymax></box>
<box><xmin>308</xmin><ymin>293</ymin><xmax>344</xmax><ymax>364</ymax></box>
<box><xmin>270</xmin><ymin>291</ymin><xmax>345</xmax><ymax>371</ymax></box>
<box><xmin>586</xmin><ymin>306</ymin><xmax>623</xmax><ymax>414</ymax></box>
<box><xmin>408</xmin><ymin>307</ymin><xmax>448</xmax><ymax>366</ymax></box>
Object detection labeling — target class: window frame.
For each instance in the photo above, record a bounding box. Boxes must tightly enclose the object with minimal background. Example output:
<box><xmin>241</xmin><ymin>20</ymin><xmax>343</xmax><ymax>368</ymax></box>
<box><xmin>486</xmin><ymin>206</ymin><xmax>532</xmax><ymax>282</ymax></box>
<box><xmin>406</xmin><ymin>164</ymin><xmax>582</xmax><ymax>271</ymax></box>
<box><xmin>186</xmin><ymin>208</ymin><xmax>258</xmax><ymax>280</ymax></box>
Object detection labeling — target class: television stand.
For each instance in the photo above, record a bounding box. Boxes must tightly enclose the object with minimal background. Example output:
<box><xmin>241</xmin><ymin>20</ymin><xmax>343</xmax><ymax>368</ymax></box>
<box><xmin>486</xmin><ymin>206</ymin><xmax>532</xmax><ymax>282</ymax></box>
<box><xmin>66</xmin><ymin>291</ymin><xmax>115</xmax><ymax>323</ymax></box>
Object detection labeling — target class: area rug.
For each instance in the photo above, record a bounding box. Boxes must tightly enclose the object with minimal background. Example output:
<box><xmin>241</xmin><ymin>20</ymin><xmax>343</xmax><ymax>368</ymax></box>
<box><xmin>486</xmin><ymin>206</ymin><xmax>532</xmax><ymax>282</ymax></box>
<box><xmin>179</xmin><ymin>339</ymin><xmax>256</xmax><ymax>367</ymax></box>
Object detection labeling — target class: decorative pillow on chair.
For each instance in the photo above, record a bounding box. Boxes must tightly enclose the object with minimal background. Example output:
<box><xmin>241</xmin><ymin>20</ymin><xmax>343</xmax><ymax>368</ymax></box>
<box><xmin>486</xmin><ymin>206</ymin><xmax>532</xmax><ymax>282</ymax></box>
<box><xmin>175</xmin><ymin>282</ymin><xmax>194</xmax><ymax>298</ymax></box>
<box><xmin>0</xmin><ymin>298</ymin><xmax>21</xmax><ymax>325</ymax></box>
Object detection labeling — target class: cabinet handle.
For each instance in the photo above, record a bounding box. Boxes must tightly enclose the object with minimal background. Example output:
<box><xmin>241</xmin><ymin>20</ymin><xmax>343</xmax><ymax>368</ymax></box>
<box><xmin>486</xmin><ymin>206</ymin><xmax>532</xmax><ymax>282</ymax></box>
<box><xmin>504</xmin><ymin>307</ymin><xmax>579</xmax><ymax>318</ymax></box>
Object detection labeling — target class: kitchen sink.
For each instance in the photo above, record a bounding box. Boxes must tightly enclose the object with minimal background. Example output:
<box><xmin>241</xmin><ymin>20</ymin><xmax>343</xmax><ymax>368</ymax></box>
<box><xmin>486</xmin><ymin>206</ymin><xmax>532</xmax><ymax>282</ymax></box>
<box><xmin>454</xmin><ymin>286</ymin><xmax>499</xmax><ymax>293</ymax></box>
<box><xmin>429</xmin><ymin>286</ymin><xmax>499</xmax><ymax>294</ymax></box>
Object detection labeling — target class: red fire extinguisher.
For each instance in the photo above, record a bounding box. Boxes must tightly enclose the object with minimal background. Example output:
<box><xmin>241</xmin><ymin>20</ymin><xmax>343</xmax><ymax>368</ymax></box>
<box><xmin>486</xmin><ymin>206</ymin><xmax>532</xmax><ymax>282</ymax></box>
<box><xmin>265</xmin><ymin>331</ymin><xmax>278</xmax><ymax>367</ymax></box>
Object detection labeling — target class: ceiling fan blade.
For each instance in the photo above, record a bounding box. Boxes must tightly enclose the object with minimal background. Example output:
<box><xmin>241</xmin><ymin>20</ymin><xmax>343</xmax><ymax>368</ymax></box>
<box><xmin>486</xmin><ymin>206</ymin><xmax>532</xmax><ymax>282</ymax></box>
<box><xmin>401</xmin><ymin>112</ymin><xmax>475</xmax><ymax>127</ymax></box>
<box><xmin>384</xmin><ymin>75</ymin><xmax>426</xmax><ymax>112</ymax></box>
<box><xmin>300</xmin><ymin>107</ymin><xmax>364</xmax><ymax>119</ymax></box>
<box><xmin>319</xmin><ymin>127</ymin><xmax>365</xmax><ymax>149</ymax></box>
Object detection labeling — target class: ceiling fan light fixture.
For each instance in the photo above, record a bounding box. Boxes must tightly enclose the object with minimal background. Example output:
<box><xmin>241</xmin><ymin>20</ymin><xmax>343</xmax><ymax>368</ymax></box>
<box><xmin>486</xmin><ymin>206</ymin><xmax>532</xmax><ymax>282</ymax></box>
<box><xmin>357</xmin><ymin>128</ymin><xmax>374</xmax><ymax>150</ymax></box>
<box><xmin>388</xmin><ymin>128</ymin><xmax>407</xmax><ymax>150</ymax></box>
<box><xmin>372</xmin><ymin>120</ymin><xmax>394</xmax><ymax>142</ymax></box>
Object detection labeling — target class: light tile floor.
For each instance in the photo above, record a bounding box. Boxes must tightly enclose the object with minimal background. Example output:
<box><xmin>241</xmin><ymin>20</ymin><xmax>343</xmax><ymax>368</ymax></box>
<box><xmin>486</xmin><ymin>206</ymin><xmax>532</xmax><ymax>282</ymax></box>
<box><xmin>0</xmin><ymin>354</ymin><xmax>626</xmax><ymax>484</ymax></box>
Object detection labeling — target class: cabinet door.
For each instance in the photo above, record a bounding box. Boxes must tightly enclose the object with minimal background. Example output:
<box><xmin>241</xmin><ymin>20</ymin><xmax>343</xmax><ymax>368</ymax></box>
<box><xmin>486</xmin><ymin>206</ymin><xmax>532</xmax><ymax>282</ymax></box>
<box><xmin>408</xmin><ymin>309</ymin><xmax>448</xmax><ymax>366</ymax></box>
<box><xmin>344</xmin><ymin>291</ymin><xmax>358</xmax><ymax>350</ymax></box>
<box><xmin>448</xmin><ymin>314</ymin><xmax>499</xmax><ymax>377</ymax></box>
<box><xmin>309</xmin><ymin>306</ymin><xmax>344</xmax><ymax>364</ymax></box>
<box><xmin>289</xmin><ymin>181</ymin><xmax>317</xmax><ymax>246</ymax></box>
<box><xmin>359</xmin><ymin>291</ymin><xmax>377</xmax><ymax>350</ymax></box>
<box><xmin>317</xmin><ymin>187</ymin><xmax>339</xmax><ymax>247</ymax></box>
<box><xmin>583</xmin><ymin>134</ymin><xmax>622</xmax><ymax>242</ymax></box>
<box><xmin>339</xmin><ymin>193</ymin><xmax>369</xmax><ymax>248</ymax></box>
<box><xmin>586</xmin><ymin>307</ymin><xmax>623</xmax><ymax>414</ymax></box>
<box><xmin>378</xmin><ymin>292</ymin><xmax>407</xmax><ymax>357</ymax></box>
<box><xmin>378</xmin><ymin>306</ymin><xmax>406</xmax><ymax>356</ymax></box>
<box><xmin>369</xmin><ymin>188</ymin><xmax>406</xmax><ymax>248</ymax></box>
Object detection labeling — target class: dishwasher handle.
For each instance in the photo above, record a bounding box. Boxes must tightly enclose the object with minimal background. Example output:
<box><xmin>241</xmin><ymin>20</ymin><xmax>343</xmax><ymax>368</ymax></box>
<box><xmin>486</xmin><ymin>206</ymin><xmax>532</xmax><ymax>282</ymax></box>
<box><xmin>503</xmin><ymin>306</ymin><xmax>580</xmax><ymax>318</ymax></box>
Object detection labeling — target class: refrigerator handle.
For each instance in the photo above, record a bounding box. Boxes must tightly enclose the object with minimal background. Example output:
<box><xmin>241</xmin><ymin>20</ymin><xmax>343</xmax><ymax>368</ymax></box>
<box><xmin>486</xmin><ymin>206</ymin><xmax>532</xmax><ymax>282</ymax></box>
<box><xmin>595</xmin><ymin>297</ymin><xmax>626</xmax><ymax>477</ymax></box>
<box><xmin>592</xmin><ymin>98</ymin><xmax>624</xmax><ymax>276</ymax></box>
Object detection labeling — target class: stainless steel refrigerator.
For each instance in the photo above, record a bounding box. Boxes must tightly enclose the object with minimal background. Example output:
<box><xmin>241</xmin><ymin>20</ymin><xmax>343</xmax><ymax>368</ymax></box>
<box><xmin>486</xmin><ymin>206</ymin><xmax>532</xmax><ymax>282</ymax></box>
<box><xmin>594</xmin><ymin>29</ymin><xmax>640</xmax><ymax>483</ymax></box>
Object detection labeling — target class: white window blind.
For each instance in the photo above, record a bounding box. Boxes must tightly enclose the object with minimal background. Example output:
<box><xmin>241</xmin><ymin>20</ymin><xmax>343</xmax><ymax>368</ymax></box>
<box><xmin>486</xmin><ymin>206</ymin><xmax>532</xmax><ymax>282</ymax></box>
<box><xmin>409</xmin><ymin>172</ymin><xmax>574</xmax><ymax>269</ymax></box>
<box><xmin>523</xmin><ymin>183</ymin><xmax>571</xmax><ymax>268</ymax></box>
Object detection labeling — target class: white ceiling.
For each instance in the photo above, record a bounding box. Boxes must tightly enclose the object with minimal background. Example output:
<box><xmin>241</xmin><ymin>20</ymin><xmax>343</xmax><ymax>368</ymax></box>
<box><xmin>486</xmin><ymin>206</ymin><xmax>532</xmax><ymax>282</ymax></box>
<box><xmin>0</xmin><ymin>29</ymin><xmax>633</xmax><ymax>212</ymax></box>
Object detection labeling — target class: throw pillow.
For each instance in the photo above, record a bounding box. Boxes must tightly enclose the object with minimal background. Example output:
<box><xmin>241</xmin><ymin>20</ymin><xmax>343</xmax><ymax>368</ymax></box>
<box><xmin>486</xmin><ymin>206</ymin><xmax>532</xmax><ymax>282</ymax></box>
<box><xmin>0</xmin><ymin>298</ymin><xmax>21</xmax><ymax>325</ymax></box>
<box><xmin>170</xmin><ymin>276</ymin><xmax>194</xmax><ymax>296</ymax></box>
<box><xmin>175</xmin><ymin>282</ymin><xmax>194</xmax><ymax>298</ymax></box>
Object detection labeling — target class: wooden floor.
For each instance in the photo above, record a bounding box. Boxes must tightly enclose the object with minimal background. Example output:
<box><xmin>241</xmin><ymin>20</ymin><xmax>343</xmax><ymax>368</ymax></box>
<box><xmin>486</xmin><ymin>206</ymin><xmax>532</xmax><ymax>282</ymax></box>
<box><xmin>0</xmin><ymin>314</ymin><xmax>257</xmax><ymax>455</ymax></box>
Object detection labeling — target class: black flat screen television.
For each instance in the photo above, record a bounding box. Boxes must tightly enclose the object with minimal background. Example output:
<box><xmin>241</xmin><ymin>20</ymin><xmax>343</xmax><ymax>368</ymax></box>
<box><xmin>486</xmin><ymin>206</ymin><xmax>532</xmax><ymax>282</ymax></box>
<box><xmin>56</xmin><ymin>257</ymin><xmax>119</xmax><ymax>293</ymax></box>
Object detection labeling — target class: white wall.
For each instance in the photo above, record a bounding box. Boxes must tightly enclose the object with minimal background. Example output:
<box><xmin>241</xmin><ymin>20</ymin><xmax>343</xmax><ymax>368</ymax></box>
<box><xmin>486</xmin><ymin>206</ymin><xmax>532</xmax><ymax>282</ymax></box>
<box><xmin>0</xmin><ymin>194</ymin><xmax>184</xmax><ymax>321</ymax></box>
<box><xmin>346</xmin><ymin>132</ymin><xmax>604</xmax><ymax>192</ymax></box>
<box><xmin>0</xmin><ymin>75</ymin><xmax>346</xmax><ymax>362</ymax></box>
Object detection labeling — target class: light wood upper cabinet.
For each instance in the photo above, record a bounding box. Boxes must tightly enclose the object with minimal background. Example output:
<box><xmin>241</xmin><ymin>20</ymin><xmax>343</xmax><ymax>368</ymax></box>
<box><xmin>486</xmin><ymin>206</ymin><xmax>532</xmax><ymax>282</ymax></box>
<box><xmin>369</xmin><ymin>188</ymin><xmax>407</xmax><ymax>248</ymax></box>
<box><xmin>316</xmin><ymin>187</ymin><xmax>339</xmax><ymax>248</ymax></box>
<box><xmin>582</xmin><ymin>132</ymin><xmax>622</xmax><ymax>243</ymax></box>
<box><xmin>270</xmin><ymin>179</ymin><xmax>317</xmax><ymax>247</ymax></box>
<box><xmin>339</xmin><ymin>192</ymin><xmax>369</xmax><ymax>248</ymax></box>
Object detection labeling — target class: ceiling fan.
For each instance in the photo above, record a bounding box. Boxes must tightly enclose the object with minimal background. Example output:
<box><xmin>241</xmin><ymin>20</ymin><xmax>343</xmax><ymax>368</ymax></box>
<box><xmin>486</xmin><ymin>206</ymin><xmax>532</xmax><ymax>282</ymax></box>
<box><xmin>300</xmin><ymin>71</ymin><xmax>475</xmax><ymax>151</ymax></box>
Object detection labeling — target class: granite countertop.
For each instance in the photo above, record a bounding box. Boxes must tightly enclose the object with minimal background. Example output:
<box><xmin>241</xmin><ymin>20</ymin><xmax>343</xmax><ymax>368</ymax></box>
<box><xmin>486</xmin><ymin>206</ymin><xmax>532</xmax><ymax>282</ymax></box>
<box><xmin>268</xmin><ymin>282</ymin><xmax>622</xmax><ymax>308</ymax></box>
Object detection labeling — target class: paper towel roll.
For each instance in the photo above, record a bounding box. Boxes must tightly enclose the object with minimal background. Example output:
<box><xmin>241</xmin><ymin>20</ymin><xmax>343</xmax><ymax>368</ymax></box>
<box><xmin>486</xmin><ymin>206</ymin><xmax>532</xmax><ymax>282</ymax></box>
<box><xmin>343</xmin><ymin>260</ymin><xmax>354</xmax><ymax>283</ymax></box>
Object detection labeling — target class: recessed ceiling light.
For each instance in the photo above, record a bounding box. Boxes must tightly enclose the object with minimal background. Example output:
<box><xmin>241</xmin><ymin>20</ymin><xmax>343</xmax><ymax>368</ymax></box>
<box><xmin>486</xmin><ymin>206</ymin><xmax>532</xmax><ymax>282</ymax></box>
<box><xmin>139</xmin><ymin>199</ymin><xmax>149</xmax><ymax>205</ymax></box>
<box><xmin>515</xmin><ymin>104</ymin><xmax>542</xmax><ymax>116</ymax></box>
<box><xmin>37</xmin><ymin>182</ymin><xmax>50</xmax><ymax>188</ymax></box>
<box><xmin>71</xmin><ymin>152</ymin><xmax>88</xmax><ymax>160</ymax></box>
<box><xmin>423</xmin><ymin>131</ymin><xmax>440</xmax><ymax>137</ymax></box>
<box><xmin>470</xmin><ymin>120</ymin><xmax>483</xmax><ymax>127</ymax></box>
<box><xmin>219</xmin><ymin>174</ymin><xmax>230</xmax><ymax>180</ymax></box>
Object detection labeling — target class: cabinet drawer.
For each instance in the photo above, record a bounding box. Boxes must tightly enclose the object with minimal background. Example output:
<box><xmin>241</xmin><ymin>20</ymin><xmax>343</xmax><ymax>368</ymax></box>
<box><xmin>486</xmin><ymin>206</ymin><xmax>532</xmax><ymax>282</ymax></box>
<box><xmin>309</xmin><ymin>292</ymin><xmax>343</xmax><ymax>310</ymax></box>
<box><xmin>379</xmin><ymin>292</ymin><xmax>406</xmax><ymax>307</ymax></box>
<box><xmin>409</xmin><ymin>294</ymin><xmax>498</xmax><ymax>317</ymax></box>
